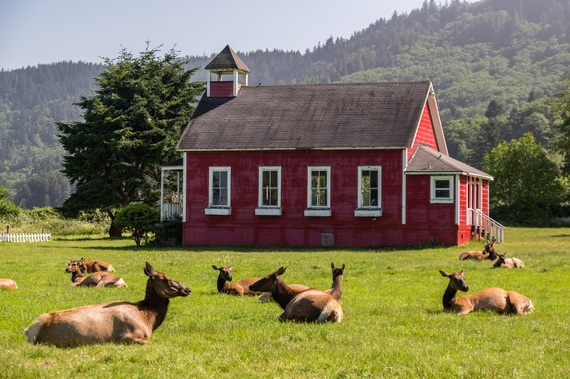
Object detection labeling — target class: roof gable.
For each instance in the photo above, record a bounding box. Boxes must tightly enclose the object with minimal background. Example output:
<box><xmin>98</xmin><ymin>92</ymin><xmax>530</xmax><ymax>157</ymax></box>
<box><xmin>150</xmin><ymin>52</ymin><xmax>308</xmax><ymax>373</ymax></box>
<box><xmin>406</xmin><ymin>144</ymin><xmax>493</xmax><ymax>180</ymax></box>
<box><xmin>178</xmin><ymin>81</ymin><xmax>433</xmax><ymax>151</ymax></box>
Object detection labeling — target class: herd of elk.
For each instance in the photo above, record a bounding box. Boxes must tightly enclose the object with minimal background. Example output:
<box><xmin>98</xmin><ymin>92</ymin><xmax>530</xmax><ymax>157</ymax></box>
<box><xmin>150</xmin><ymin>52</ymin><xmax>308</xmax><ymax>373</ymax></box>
<box><xmin>0</xmin><ymin>278</ymin><xmax>17</xmax><ymax>290</ymax></box>
<box><xmin>66</xmin><ymin>259</ymin><xmax>127</xmax><ymax>288</ymax></box>
<box><xmin>439</xmin><ymin>269</ymin><xmax>533</xmax><ymax>315</ymax></box>
<box><xmin>25</xmin><ymin>262</ymin><xmax>190</xmax><ymax>347</ymax></box>
<box><xmin>249</xmin><ymin>266</ymin><xmax>343</xmax><ymax>323</ymax></box>
<box><xmin>493</xmin><ymin>253</ymin><xmax>525</xmax><ymax>269</ymax></box>
<box><xmin>458</xmin><ymin>238</ymin><xmax>497</xmax><ymax>261</ymax></box>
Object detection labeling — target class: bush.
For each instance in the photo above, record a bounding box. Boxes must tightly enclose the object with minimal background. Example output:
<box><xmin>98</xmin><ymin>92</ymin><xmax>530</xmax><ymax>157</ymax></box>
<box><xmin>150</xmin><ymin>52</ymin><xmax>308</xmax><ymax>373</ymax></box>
<box><xmin>114</xmin><ymin>203</ymin><xmax>159</xmax><ymax>246</ymax></box>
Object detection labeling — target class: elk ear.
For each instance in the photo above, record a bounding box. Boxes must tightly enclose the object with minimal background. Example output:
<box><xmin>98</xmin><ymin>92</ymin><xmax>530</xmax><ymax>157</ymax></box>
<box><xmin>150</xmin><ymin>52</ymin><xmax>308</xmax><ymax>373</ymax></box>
<box><xmin>331</xmin><ymin>262</ymin><xmax>335</xmax><ymax>269</ymax></box>
<box><xmin>439</xmin><ymin>270</ymin><xmax>452</xmax><ymax>277</ymax></box>
<box><xmin>342</xmin><ymin>264</ymin><xmax>346</xmax><ymax>270</ymax></box>
<box><xmin>460</xmin><ymin>268</ymin><xmax>467</xmax><ymax>276</ymax></box>
<box><xmin>144</xmin><ymin>262</ymin><xmax>157</xmax><ymax>277</ymax></box>
<box><xmin>228</xmin><ymin>265</ymin><xmax>234</xmax><ymax>271</ymax></box>
<box><xmin>212</xmin><ymin>265</ymin><xmax>220</xmax><ymax>270</ymax></box>
<box><xmin>276</xmin><ymin>267</ymin><xmax>287</xmax><ymax>276</ymax></box>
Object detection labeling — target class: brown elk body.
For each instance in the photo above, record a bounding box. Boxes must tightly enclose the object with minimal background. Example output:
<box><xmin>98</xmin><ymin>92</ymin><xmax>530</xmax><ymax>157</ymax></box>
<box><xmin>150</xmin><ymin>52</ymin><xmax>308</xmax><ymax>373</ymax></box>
<box><xmin>66</xmin><ymin>259</ymin><xmax>127</xmax><ymax>288</ymax></box>
<box><xmin>250</xmin><ymin>267</ymin><xmax>343</xmax><ymax>323</ymax></box>
<box><xmin>324</xmin><ymin>262</ymin><xmax>345</xmax><ymax>301</ymax></box>
<box><xmin>74</xmin><ymin>258</ymin><xmax>115</xmax><ymax>273</ymax></box>
<box><xmin>0</xmin><ymin>278</ymin><xmax>17</xmax><ymax>290</ymax></box>
<box><xmin>493</xmin><ymin>253</ymin><xmax>524</xmax><ymax>269</ymax></box>
<box><xmin>212</xmin><ymin>265</ymin><xmax>261</xmax><ymax>296</ymax></box>
<box><xmin>439</xmin><ymin>269</ymin><xmax>533</xmax><ymax>315</ymax></box>
<box><xmin>25</xmin><ymin>262</ymin><xmax>190</xmax><ymax>347</ymax></box>
<box><xmin>458</xmin><ymin>239</ymin><xmax>497</xmax><ymax>261</ymax></box>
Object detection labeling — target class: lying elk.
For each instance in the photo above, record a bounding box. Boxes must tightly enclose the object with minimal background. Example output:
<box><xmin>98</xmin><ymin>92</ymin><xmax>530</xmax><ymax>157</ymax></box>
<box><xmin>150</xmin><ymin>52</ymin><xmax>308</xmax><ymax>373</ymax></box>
<box><xmin>212</xmin><ymin>265</ymin><xmax>261</xmax><ymax>296</ymax></box>
<box><xmin>74</xmin><ymin>257</ymin><xmax>115</xmax><ymax>273</ymax></box>
<box><xmin>66</xmin><ymin>259</ymin><xmax>127</xmax><ymax>288</ymax></box>
<box><xmin>439</xmin><ymin>269</ymin><xmax>533</xmax><ymax>315</ymax></box>
<box><xmin>458</xmin><ymin>238</ymin><xmax>497</xmax><ymax>261</ymax></box>
<box><xmin>250</xmin><ymin>267</ymin><xmax>343</xmax><ymax>323</ymax></box>
<box><xmin>493</xmin><ymin>253</ymin><xmax>524</xmax><ymax>269</ymax></box>
<box><xmin>324</xmin><ymin>262</ymin><xmax>345</xmax><ymax>301</ymax></box>
<box><xmin>25</xmin><ymin>262</ymin><xmax>190</xmax><ymax>347</ymax></box>
<box><xmin>0</xmin><ymin>278</ymin><xmax>17</xmax><ymax>290</ymax></box>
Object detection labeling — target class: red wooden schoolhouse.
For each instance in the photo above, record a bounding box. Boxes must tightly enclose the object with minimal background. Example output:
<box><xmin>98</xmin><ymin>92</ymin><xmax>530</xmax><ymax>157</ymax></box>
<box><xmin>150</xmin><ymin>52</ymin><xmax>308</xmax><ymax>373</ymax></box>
<box><xmin>175</xmin><ymin>45</ymin><xmax>503</xmax><ymax>247</ymax></box>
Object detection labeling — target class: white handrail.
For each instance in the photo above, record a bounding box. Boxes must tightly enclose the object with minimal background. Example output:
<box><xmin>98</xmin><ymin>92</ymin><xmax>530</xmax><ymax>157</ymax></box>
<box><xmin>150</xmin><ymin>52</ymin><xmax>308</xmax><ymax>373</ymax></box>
<box><xmin>470</xmin><ymin>208</ymin><xmax>505</xmax><ymax>243</ymax></box>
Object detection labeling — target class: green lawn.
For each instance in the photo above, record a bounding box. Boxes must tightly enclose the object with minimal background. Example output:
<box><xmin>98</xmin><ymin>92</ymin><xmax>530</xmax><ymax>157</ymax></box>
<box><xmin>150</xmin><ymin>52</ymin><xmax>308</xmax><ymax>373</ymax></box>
<box><xmin>0</xmin><ymin>228</ymin><xmax>568</xmax><ymax>378</ymax></box>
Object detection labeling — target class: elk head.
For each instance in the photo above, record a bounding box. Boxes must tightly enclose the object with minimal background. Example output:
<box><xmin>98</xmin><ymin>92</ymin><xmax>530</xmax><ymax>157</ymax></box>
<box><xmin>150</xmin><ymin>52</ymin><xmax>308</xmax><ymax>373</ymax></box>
<box><xmin>212</xmin><ymin>265</ymin><xmax>233</xmax><ymax>282</ymax></box>
<box><xmin>439</xmin><ymin>269</ymin><xmax>469</xmax><ymax>292</ymax></box>
<box><xmin>249</xmin><ymin>267</ymin><xmax>287</xmax><ymax>292</ymax></box>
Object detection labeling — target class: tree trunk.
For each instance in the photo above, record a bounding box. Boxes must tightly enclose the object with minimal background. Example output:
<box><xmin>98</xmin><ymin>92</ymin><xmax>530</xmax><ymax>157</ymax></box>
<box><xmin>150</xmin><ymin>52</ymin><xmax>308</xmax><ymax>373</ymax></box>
<box><xmin>107</xmin><ymin>210</ymin><xmax>122</xmax><ymax>238</ymax></box>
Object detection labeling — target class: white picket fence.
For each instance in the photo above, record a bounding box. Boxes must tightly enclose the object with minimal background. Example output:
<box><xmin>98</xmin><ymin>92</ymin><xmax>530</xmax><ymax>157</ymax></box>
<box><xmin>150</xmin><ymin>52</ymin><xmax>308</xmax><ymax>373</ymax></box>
<box><xmin>0</xmin><ymin>233</ymin><xmax>51</xmax><ymax>243</ymax></box>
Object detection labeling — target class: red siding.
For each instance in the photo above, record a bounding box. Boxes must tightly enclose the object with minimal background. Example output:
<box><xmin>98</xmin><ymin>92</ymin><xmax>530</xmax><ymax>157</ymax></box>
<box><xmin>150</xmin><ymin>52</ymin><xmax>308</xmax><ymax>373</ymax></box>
<box><xmin>181</xmin><ymin>148</ymin><xmax>470</xmax><ymax>247</ymax></box>
<box><xmin>210</xmin><ymin>81</ymin><xmax>233</xmax><ymax>97</ymax></box>
<box><xmin>408</xmin><ymin>104</ymin><xmax>439</xmax><ymax>159</ymax></box>
<box><xmin>183</xmin><ymin>149</ymin><xmax>405</xmax><ymax>247</ymax></box>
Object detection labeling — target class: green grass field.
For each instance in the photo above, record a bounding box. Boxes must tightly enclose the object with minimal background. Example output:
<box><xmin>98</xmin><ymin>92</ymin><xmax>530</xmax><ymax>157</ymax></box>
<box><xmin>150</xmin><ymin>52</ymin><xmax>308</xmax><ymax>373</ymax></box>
<box><xmin>0</xmin><ymin>228</ymin><xmax>568</xmax><ymax>378</ymax></box>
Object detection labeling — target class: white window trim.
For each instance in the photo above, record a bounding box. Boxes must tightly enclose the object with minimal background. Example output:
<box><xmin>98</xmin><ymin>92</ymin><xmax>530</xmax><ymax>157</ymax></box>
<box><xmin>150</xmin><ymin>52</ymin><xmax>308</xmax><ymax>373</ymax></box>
<box><xmin>305</xmin><ymin>166</ymin><xmax>331</xmax><ymax>217</ymax></box>
<box><xmin>355</xmin><ymin>166</ymin><xmax>382</xmax><ymax>217</ymax></box>
<box><xmin>205</xmin><ymin>167</ymin><xmax>231</xmax><ymax>215</ymax></box>
<box><xmin>431</xmin><ymin>175</ymin><xmax>454</xmax><ymax>203</ymax></box>
<box><xmin>255</xmin><ymin>166</ymin><xmax>282</xmax><ymax>216</ymax></box>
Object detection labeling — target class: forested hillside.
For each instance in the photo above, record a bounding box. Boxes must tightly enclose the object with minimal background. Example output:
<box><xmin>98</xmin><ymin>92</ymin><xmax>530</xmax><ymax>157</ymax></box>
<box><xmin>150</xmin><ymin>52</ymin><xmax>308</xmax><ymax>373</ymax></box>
<box><xmin>1</xmin><ymin>0</ymin><xmax>569</xmax><ymax>208</ymax></box>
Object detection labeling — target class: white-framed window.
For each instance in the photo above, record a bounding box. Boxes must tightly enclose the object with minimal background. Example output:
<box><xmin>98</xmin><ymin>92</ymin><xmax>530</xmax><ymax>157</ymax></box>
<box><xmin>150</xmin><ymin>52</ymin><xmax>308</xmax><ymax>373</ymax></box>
<box><xmin>304</xmin><ymin>166</ymin><xmax>331</xmax><ymax>217</ymax></box>
<box><xmin>205</xmin><ymin>167</ymin><xmax>231</xmax><ymax>215</ymax></box>
<box><xmin>355</xmin><ymin>166</ymin><xmax>382</xmax><ymax>217</ymax></box>
<box><xmin>255</xmin><ymin>167</ymin><xmax>282</xmax><ymax>216</ymax></box>
<box><xmin>431</xmin><ymin>176</ymin><xmax>454</xmax><ymax>203</ymax></box>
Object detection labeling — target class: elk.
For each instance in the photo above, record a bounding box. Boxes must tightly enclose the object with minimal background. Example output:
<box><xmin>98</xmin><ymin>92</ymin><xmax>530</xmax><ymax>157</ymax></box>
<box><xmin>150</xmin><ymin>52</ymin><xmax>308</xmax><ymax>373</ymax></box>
<box><xmin>324</xmin><ymin>262</ymin><xmax>345</xmax><ymax>301</ymax></box>
<box><xmin>25</xmin><ymin>262</ymin><xmax>190</xmax><ymax>347</ymax></box>
<box><xmin>493</xmin><ymin>253</ymin><xmax>524</xmax><ymax>269</ymax></box>
<box><xmin>74</xmin><ymin>258</ymin><xmax>115</xmax><ymax>273</ymax></box>
<box><xmin>0</xmin><ymin>278</ymin><xmax>17</xmax><ymax>290</ymax></box>
<box><xmin>458</xmin><ymin>238</ymin><xmax>497</xmax><ymax>261</ymax></box>
<box><xmin>212</xmin><ymin>265</ymin><xmax>262</xmax><ymax>296</ymax></box>
<box><xmin>66</xmin><ymin>259</ymin><xmax>127</xmax><ymax>288</ymax></box>
<box><xmin>249</xmin><ymin>267</ymin><xmax>343</xmax><ymax>323</ymax></box>
<box><xmin>439</xmin><ymin>269</ymin><xmax>533</xmax><ymax>315</ymax></box>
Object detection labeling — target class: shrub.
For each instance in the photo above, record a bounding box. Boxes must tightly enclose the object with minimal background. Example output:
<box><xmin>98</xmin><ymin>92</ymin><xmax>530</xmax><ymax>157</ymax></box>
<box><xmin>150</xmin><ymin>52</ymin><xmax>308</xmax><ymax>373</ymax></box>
<box><xmin>114</xmin><ymin>203</ymin><xmax>159</xmax><ymax>246</ymax></box>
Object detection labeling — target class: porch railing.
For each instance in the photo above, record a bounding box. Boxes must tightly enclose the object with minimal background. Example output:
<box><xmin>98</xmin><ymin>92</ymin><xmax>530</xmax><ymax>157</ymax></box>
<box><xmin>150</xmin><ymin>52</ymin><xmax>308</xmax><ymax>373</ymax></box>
<box><xmin>0</xmin><ymin>233</ymin><xmax>51</xmax><ymax>243</ymax></box>
<box><xmin>469</xmin><ymin>208</ymin><xmax>505</xmax><ymax>243</ymax></box>
<box><xmin>162</xmin><ymin>202</ymin><xmax>181</xmax><ymax>220</ymax></box>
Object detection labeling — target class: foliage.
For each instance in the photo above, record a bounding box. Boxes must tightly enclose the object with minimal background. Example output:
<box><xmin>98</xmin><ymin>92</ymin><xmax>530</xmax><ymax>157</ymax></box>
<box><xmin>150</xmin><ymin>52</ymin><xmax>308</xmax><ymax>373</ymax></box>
<box><xmin>0</xmin><ymin>183</ymin><xmax>20</xmax><ymax>217</ymax></box>
<box><xmin>56</xmin><ymin>44</ymin><xmax>204</xmax><ymax>225</ymax></box>
<box><xmin>550</xmin><ymin>76</ymin><xmax>570</xmax><ymax>172</ymax></box>
<box><xmin>113</xmin><ymin>203</ymin><xmax>158</xmax><ymax>246</ymax></box>
<box><xmin>0</xmin><ymin>229</ymin><xmax>568</xmax><ymax>377</ymax></box>
<box><xmin>484</xmin><ymin>133</ymin><xmax>569</xmax><ymax>224</ymax></box>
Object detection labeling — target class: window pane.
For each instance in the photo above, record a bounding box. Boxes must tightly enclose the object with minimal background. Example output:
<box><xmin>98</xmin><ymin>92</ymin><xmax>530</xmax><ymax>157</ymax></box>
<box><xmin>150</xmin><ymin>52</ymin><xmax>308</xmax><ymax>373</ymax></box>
<box><xmin>435</xmin><ymin>180</ymin><xmax>449</xmax><ymax>189</ymax></box>
<box><xmin>436</xmin><ymin>189</ymin><xmax>450</xmax><ymax>198</ymax></box>
<box><xmin>370</xmin><ymin>171</ymin><xmax>378</xmax><ymax>188</ymax></box>
<box><xmin>270</xmin><ymin>171</ymin><xmax>277</xmax><ymax>186</ymax></box>
<box><xmin>262</xmin><ymin>171</ymin><xmax>270</xmax><ymax>187</ymax></box>
<box><xmin>220</xmin><ymin>171</ymin><xmax>227</xmax><ymax>187</ymax></box>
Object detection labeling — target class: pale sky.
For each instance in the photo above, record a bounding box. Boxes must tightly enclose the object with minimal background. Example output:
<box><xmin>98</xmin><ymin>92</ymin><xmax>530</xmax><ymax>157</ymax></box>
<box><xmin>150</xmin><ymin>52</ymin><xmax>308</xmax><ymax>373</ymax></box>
<box><xmin>0</xmin><ymin>0</ymin><xmax>478</xmax><ymax>71</ymax></box>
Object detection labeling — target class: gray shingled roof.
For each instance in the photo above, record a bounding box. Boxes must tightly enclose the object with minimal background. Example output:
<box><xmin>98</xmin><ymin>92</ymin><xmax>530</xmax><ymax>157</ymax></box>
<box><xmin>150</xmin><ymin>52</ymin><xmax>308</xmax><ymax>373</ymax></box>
<box><xmin>406</xmin><ymin>144</ymin><xmax>493</xmax><ymax>179</ymax></box>
<box><xmin>177</xmin><ymin>81</ymin><xmax>432</xmax><ymax>151</ymax></box>
<box><xmin>204</xmin><ymin>45</ymin><xmax>250</xmax><ymax>72</ymax></box>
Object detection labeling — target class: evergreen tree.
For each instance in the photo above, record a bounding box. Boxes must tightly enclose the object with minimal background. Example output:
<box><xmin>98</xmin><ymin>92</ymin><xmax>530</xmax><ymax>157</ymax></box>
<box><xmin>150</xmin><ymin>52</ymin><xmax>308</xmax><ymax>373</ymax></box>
<box><xmin>56</xmin><ymin>44</ymin><xmax>204</xmax><ymax>236</ymax></box>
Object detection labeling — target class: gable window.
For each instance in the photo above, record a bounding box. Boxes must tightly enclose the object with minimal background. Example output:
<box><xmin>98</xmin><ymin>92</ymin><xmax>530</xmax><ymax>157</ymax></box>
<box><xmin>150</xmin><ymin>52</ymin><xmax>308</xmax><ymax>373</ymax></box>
<box><xmin>431</xmin><ymin>176</ymin><xmax>454</xmax><ymax>203</ymax></box>
<box><xmin>205</xmin><ymin>167</ymin><xmax>231</xmax><ymax>215</ymax></box>
<box><xmin>304</xmin><ymin>166</ymin><xmax>331</xmax><ymax>217</ymax></box>
<box><xmin>355</xmin><ymin>166</ymin><xmax>382</xmax><ymax>217</ymax></box>
<box><xmin>255</xmin><ymin>167</ymin><xmax>282</xmax><ymax>216</ymax></box>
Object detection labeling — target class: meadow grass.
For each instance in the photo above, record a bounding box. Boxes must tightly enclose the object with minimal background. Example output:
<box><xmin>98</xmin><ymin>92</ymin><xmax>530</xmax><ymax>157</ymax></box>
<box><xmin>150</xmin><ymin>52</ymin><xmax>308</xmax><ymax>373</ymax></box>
<box><xmin>0</xmin><ymin>228</ymin><xmax>568</xmax><ymax>378</ymax></box>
